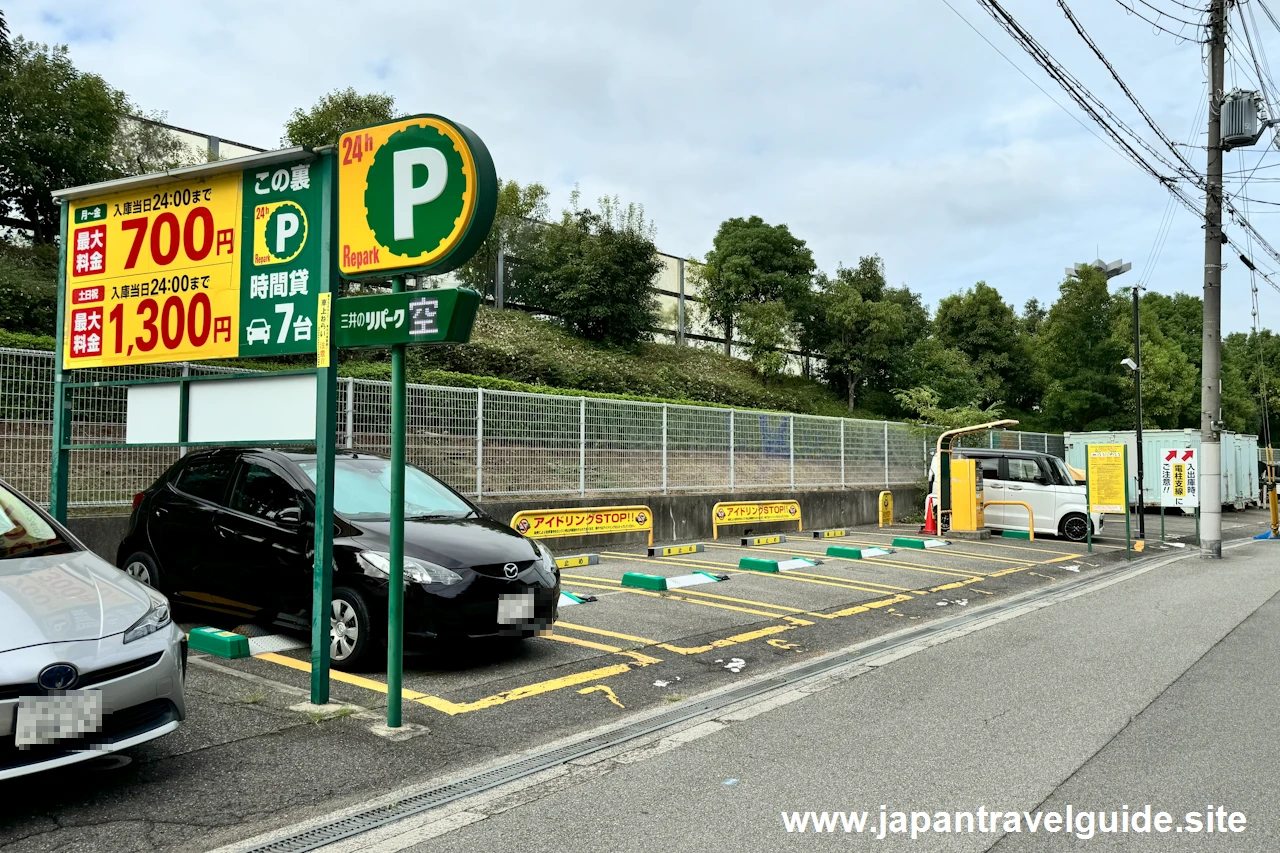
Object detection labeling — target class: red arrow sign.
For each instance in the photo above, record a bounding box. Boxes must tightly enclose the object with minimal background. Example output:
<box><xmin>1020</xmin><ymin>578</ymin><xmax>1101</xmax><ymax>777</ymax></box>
<box><xmin>1182</xmin><ymin>450</ymin><xmax>1194</xmax><ymax>461</ymax></box>
<box><xmin>1165</xmin><ymin>450</ymin><xmax>1178</xmax><ymax>461</ymax></box>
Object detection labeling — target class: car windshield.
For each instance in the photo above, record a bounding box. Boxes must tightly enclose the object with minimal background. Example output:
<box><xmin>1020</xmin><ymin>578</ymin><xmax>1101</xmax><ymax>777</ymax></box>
<box><xmin>297</xmin><ymin>458</ymin><xmax>474</xmax><ymax>521</ymax></box>
<box><xmin>0</xmin><ymin>481</ymin><xmax>75</xmax><ymax>560</ymax></box>
<box><xmin>1050</xmin><ymin>457</ymin><xmax>1077</xmax><ymax>486</ymax></box>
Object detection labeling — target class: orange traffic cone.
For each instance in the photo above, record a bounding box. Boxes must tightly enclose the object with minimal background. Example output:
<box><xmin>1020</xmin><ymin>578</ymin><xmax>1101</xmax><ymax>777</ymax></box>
<box><xmin>922</xmin><ymin>494</ymin><xmax>937</xmax><ymax>535</ymax></box>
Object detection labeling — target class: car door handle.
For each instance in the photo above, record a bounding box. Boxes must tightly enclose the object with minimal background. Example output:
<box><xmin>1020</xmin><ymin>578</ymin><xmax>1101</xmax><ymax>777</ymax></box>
<box><xmin>1008</xmin><ymin>485</ymin><xmax>1023</xmax><ymax>490</ymax></box>
<box><xmin>215</xmin><ymin>524</ymin><xmax>234</xmax><ymax>538</ymax></box>
<box><xmin>988</xmin><ymin>483</ymin><xmax>1003</xmax><ymax>489</ymax></box>
<box><xmin>153</xmin><ymin>506</ymin><xmax>168</xmax><ymax>516</ymax></box>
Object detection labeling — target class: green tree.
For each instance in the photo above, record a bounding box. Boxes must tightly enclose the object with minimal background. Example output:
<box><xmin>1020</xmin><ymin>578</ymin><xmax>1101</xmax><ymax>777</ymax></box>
<box><xmin>0</xmin><ymin>240</ymin><xmax>57</xmax><ymax>334</ymax></box>
<box><xmin>698</xmin><ymin>215</ymin><xmax>815</xmax><ymax>354</ymax></box>
<box><xmin>1111</xmin><ymin>299</ymin><xmax>1197</xmax><ymax>430</ymax></box>
<box><xmin>283</xmin><ymin>88</ymin><xmax>396</xmax><ymax>148</ymax></box>
<box><xmin>0</xmin><ymin>39</ymin><xmax>125</xmax><ymax>243</ymax></box>
<box><xmin>1141</xmin><ymin>291</ymin><xmax>1202</xmax><ymax>370</ymax></box>
<box><xmin>738</xmin><ymin>300</ymin><xmax>792</xmax><ymax>382</ymax></box>
<box><xmin>1037</xmin><ymin>266</ymin><xmax>1127</xmax><ymax>430</ymax></box>
<box><xmin>109</xmin><ymin>111</ymin><xmax>200</xmax><ymax>176</ymax></box>
<box><xmin>522</xmin><ymin>206</ymin><xmax>661</xmax><ymax>345</ymax></box>
<box><xmin>934</xmin><ymin>281</ymin><xmax>1036</xmax><ymax>409</ymax></box>
<box><xmin>893</xmin><ymin>386</ymin><xmax>1003</xmax><ymax>430</ymax></box>
<box><xmin>817</xmin><ymin>257</ymin><xmax>908</xmax><ymax>411</ymax></box>
<box><xmin>1021</xmin><ymin>298</ymin><xmax>1047</xmax><ymax>337</ymax></box>
<box><xmin>893</xmin><ymin>338</ymin><xmax>982</xmax><ymax>410</ymax></box>
<box><xmin>0</xmin><ymin>10</ymin><xmax>12</xmax><ymax>62</ymax></box>
<box><xmin>455</xmin><ymin>178</ymin><xmax>550</xmax><ymax>298</ymax></box>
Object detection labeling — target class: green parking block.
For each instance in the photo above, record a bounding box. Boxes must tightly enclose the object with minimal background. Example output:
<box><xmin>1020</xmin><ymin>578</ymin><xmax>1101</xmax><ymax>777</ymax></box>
<box><xmin>188</xmin><ymin>626</ymin><xmax>250</xmax><ymax>659</ymax></box>
<box><xmin>1001</xmin><ymin>530</ymin><xmax>1032</xmax><ymax>540</ymax></box>
<box><xmin>826</xmin><ymin>545</ymin><xmax>863</xmax><ymax>559</ymax></box>
<box><xmin>621</xmin><ymin>571</ymin><xmax>668</xmax><ymax>591</ymax></box>
<box><xmin>738</xmin><ymin>557</ymin><xmax>780</xmax><ymax>573</ymax></box>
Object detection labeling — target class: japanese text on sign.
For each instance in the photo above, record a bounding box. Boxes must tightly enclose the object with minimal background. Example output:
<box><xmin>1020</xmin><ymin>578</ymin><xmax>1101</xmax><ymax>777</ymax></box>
<box><xmin>711</xmin><ymin>500</ymin><xmax>803</xmax><ymax>539</ymax></box>
<box><xmin>510</xmin><ymin>506</ymin><xmax>654</xmax><ymax>547</ymax></box>
<box><xmin>64</xmin><ymin>174</ymin><xmax>241</xmax><ymax>369</ymax></box>
<box><xmin>1160</xmin><ymin>448</ymin><xmax>1199</xmax><ymax>508</ymax></box>
<box><xmin>1087</xmin><ymin>444</ymin><xmax>1128</xmax><ymax>514</ymax></box>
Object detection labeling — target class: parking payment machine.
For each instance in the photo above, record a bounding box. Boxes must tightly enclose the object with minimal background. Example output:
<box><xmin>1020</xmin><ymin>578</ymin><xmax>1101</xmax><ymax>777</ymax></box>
<box><xmin>949</xmin><ymin>457</ymin><xmax>985</xmax><ymax>532</ymax></box>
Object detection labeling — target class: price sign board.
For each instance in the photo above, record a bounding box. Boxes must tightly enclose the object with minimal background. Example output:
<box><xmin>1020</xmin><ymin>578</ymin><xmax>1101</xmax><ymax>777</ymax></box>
<box><xmin>1160</xmin><ymin>448</ymin><xmax>1199</xmax><ymax>508</ymax></box>
<box><xmin>336</xmin><ymin>115</ymin><xmax>497</xmax><ymax>280</ymax></box>
<box><xmin>1087</xmin><ymin>443</ymin><xmax>1128</xmax><ymax>514</ymax></box>
<box><xmin>64</xmin><ymin>175</ymin><xmax>242</xmax><ymax>368</ymax></box>
<box><xmin>62</xmin><ymin>155</ymin><xmax>326</xmax><ymax>369</ymax></box>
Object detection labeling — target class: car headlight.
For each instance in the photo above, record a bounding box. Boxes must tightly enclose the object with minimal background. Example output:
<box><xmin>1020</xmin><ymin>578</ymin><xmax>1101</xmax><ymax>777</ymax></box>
<box><xmin>357</xmin><ymin>550</ymin><xmax>463</xmax><ymax>586</ymax></box>
<box><xmin>124</xmin><ymin>586</ymin><xmax>172</xmax><ymax>644</ymax></box>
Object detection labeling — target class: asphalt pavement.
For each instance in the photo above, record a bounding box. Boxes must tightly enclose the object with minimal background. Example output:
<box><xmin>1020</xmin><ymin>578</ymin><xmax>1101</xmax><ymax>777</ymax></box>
<box><xmin>1</xmin><ymin>509</ymin><xmax>1270</xmax><ymax>853</ymax></box>
<box><xmin>376</xmin><ymin>534</ymin><xmax>1280</xmax><ymax>852</ymax></box>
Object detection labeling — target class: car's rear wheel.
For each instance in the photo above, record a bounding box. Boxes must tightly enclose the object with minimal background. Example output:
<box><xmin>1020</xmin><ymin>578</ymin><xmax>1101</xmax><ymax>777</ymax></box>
<box><xmin>121</xmin><ymin>551</ymin><xmax>161</xmax><ymax>589</ymax></box>
<box><xmin>330</xmin><ymin>587</ymin><xmax>374</xmax><ymax>671</ymax></box>
<box><xmin>1060</xmin><ymin>513</ymin><xmax>1090</xmax><ymax>543</ymax></box>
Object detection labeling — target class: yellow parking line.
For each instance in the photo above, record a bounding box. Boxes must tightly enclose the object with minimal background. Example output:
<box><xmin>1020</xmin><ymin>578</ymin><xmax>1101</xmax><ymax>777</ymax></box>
<box><xmin>541</xmin><ymin>632</ymin><xmax>660</xmax><ymax>665</ymax></box>
<box><xmin>851</xmin><ymin>530</ymin><xmax>1093</xmax><ymax>557</ymax></box>
<box><xmin>614</xmin><ymin>552</ymin><xmax>922</xmax><ymax>597</ymax></box>
<box><xmin>564</xmin><ymin>578</ymin><xmax>802</xmax><ymax>621</ymax></box>
<box><xmin>564</xmin><ymin>572</ymin><xmax>811</xmax><ymax>615</ymax></box>
<box><xmin>704</xmin><ymin>542</ymin><xmax>985</xmax><ymax>577</ymax></box>
<box><xmin>256</xmin><ymin>651</ymin><xmax>655</xmax><ymax>717</ymax></box>
<box><xmin>555</xmin><ymin>622</ymin><xmax>659</xmax><ymax>646</ymax></box>
<box><xmin>255</xmin><ymin>652</ymin><xmax>428</xmax><ymax>700</ymax></box>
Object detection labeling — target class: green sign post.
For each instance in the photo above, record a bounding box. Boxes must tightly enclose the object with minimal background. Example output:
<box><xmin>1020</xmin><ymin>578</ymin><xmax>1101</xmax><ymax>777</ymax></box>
<box><xmin>338</xmin><ymin>116</ymin><xmax>497</xmax><ymax>727</ymax></box>
<box><xmin>48</xmin><ymin>114</ymin><xmax>495</xmax><ymax>727</ymax></box>
<box><xmin>333</xmin><ymin>287</ymin><xmax>482</xmax><ymax>348</ymax></box>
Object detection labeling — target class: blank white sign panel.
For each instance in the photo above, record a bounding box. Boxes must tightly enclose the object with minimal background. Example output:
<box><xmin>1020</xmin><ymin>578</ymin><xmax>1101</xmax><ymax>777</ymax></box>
<box><xmin>187</xmin><ymin>374</ymin><xmax>317</xmax><ymax>444</ymax></box>
<box><xmin>126</xmin><ymin>384</ymin><xmax>182</xmax><ymax>445</ymax></box>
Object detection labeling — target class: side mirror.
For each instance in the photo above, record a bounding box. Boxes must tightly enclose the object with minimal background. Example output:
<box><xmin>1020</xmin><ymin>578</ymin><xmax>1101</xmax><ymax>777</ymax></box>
<box><xmin>275</xmin><ymin>506</ymin><xmax>303</xmax><ymax>525</ymax></box>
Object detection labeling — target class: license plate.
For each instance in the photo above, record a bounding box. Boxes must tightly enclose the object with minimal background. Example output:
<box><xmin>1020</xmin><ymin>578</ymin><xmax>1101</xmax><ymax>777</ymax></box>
<box><xmin>497</xmin><ymin>592</ymin><xmax>534</xmax><ymax>625</ymax></box>
<box><xmin>15</xmin><ymin>690</ymin><xmax>103</xmax><ymax>748</ymax></box>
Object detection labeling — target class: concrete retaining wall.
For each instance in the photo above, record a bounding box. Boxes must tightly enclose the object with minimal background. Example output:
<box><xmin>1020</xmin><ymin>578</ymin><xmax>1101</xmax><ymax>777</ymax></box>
<box><xmin>67</xmin><ymin>485</ymin><xmax>923</xmax><ymax>566</ymax></box>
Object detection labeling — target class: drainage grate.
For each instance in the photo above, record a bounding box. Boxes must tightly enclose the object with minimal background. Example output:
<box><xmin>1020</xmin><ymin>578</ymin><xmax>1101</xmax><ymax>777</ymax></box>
<box><xmin>240</xmin><ymin>552</ymin><xmax>1158</xmax><ymax>853</ymax></box>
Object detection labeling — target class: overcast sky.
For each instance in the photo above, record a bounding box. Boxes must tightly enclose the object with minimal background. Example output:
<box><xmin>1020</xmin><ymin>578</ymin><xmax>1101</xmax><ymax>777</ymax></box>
<box><xmin>13</xmin><ymin>0</ymin><xmax>1280</xmax><ymax>334</ymax></box>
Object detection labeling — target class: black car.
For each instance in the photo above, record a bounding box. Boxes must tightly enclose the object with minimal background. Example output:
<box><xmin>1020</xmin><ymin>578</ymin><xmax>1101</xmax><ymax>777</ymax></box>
<box><xmin>117</xmin><ymin>448</ymin><xmax>560</xmax><ymax>669</ymax></box>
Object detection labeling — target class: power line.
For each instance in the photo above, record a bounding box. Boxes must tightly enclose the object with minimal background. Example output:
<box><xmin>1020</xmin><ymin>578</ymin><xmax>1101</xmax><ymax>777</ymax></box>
<box><xmin>1113</xmin><ymin>0</ymin><xmax>1209</xmax><ymax>39</ymax></box>
<box><xmin>1058</xmin><ymin>0</ymin><xmax>1201</xmax><ymax>181</ymax></box>
<box><xmin>976</xmin><ymin>0</ymin><xmax>1280</xmax><ymax>299</ymax></box>
<box><xmin>938</xmin><ymin>0</ymin><xmax>1128</xmax><ymax>161</ymax></box>
<box><xmin>1131</xmin><ymin>0</ymin><xmax>1207</xmax><ymax>28</ymax></box>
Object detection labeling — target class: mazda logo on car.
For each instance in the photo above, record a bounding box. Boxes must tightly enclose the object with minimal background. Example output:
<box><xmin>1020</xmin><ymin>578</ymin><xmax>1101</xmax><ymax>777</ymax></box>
<box><xmin>38</xmin><ymin>663</ymin><xmax>79</xmax><ymax>691</ymax></box>
<box><xmin>504</xmin><ymin>563</ymin><xmax>519</xmax><ymax>578</ymax></box>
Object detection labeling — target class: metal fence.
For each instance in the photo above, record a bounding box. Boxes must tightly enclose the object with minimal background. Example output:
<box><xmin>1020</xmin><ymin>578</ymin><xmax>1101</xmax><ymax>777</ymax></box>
<box><xmin>0</xmin><ymin>347</ymin><xmax>1066</xmax><ymax>510</ymax></box>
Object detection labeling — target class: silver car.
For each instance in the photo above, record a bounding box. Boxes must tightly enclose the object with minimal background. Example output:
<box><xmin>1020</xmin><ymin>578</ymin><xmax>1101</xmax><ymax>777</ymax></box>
<box><xmin>0</xmin><ymin>477</ymin><xmax>186</xmax><ymax>780</ymax></box>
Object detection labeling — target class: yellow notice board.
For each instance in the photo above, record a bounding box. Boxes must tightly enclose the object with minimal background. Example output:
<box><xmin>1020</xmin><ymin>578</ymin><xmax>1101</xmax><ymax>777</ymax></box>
<box><xmin>510</xmin><ymin>505</ymin><xmax>653</xmax><ymax>546</ymax></box>
<box><xmin>711</xmin><ymin>500</ymin><xmax>802</xmax><ymax>539</ymax></box>
<box><xmin>1087</xmin><ymin>443</ymin><xmax>1128</xmax><ymax>514</ymax></box>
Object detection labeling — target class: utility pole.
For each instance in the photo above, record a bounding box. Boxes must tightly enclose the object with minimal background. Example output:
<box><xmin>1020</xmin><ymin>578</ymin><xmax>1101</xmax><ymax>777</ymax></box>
<box><xmin>1131</xmin><ymin>285</ymin><xmax>1146</xmax><ymax>540</ymax></box>
<box><xmin>1201</xmin><ymin>0</ymin><xmax>1226</xmax><ymax>559</ymax></box>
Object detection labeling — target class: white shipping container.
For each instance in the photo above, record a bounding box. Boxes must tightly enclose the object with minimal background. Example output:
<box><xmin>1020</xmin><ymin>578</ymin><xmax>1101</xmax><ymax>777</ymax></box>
<box><xmin>1064</xmin><ymin>429</ymin><xmax>1260</xmax><ymax>509</ymax></box>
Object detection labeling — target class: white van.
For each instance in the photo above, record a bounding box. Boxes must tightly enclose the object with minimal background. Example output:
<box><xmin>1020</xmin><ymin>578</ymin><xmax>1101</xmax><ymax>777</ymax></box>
<box><xmin>930</xmin><ymin>448</ymin><xmax>1105</xmax><ymax>542</ymax></box>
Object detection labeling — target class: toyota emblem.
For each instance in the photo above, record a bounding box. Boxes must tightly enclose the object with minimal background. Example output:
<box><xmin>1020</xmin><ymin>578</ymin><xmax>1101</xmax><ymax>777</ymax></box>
<box><xmin>38</xmin><ymin>663</ymin><xmax>79</xmax><ymax>691</ymax></box>
<box><xmin>503</xmin><ymin>562</ymin><xmax>519</xmax><ymax>579</ymax></box>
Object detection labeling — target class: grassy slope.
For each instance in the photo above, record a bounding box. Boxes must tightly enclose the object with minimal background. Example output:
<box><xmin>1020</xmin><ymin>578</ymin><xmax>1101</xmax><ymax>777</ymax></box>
<box><xmin>0</xmin><ymin>311</ymin><xmax>871</xmax><ymax>417</ymax></box>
